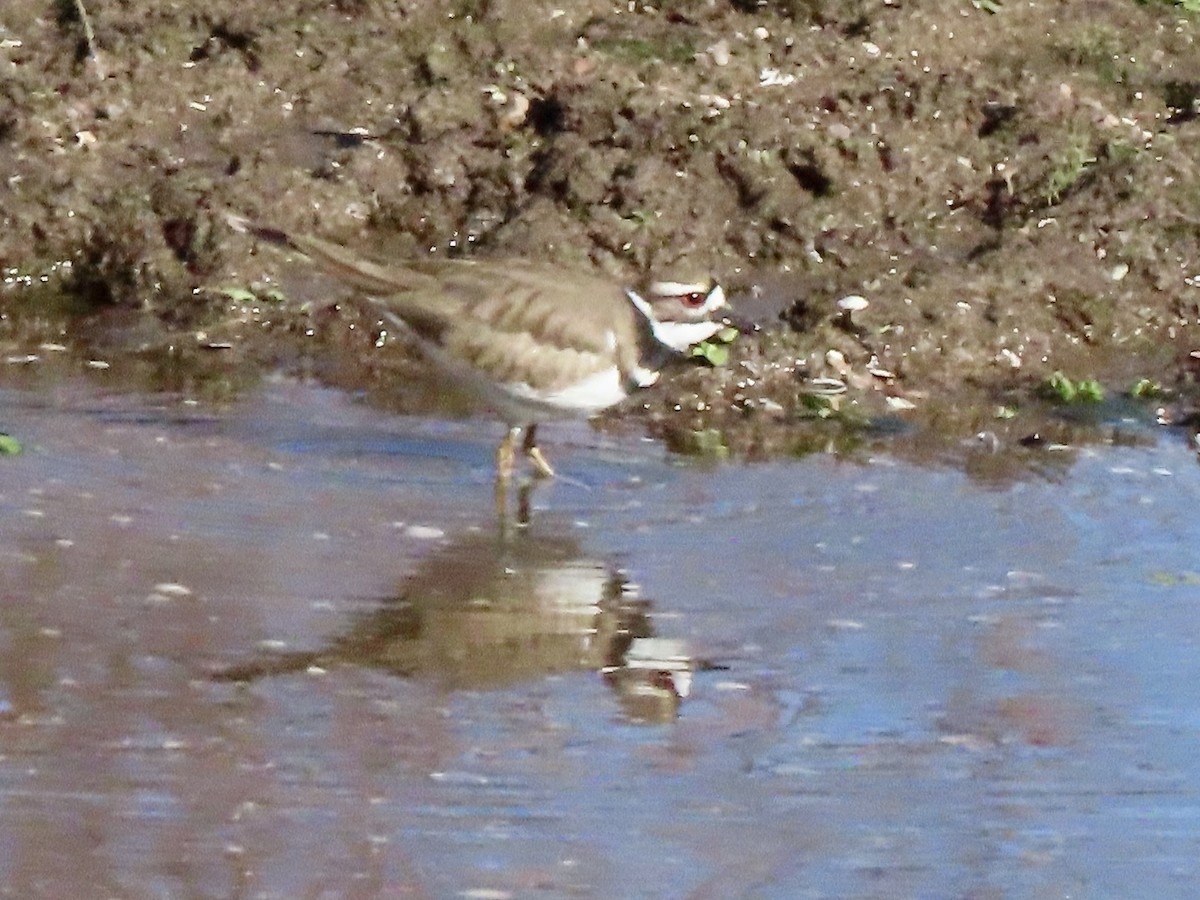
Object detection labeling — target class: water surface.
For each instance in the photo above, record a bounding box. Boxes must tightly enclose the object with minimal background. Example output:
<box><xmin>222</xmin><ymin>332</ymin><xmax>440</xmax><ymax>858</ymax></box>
<box><xmin>2</xmin><ymin>377</ymin><xmax>1198</xmax><ymax>898</ymax></box>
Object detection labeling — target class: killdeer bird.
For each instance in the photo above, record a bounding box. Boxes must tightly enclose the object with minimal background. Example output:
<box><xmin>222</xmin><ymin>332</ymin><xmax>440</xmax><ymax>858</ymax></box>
<box><xmin>237</xmin><ymin>221</ymin><xmax>729</xmax><ymax>480</ymax></box>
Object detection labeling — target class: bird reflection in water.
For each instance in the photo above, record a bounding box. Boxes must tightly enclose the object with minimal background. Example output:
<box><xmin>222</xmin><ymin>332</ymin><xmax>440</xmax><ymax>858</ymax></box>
<box><xmin>213</xmin><ymin>523</ymin><xmax>695</xmax><ymax>723</ymax></box>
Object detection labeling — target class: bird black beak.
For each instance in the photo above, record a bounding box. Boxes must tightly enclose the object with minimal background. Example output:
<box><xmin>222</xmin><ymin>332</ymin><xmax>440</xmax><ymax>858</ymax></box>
<box><xmin>722</xmin><ymin>311</ymin><xmax>759</xmax><ymax>335</ymax></box>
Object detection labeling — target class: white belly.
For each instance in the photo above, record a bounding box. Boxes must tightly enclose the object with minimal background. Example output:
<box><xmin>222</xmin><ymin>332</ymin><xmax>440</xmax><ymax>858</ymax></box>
<box><xmin>415</xmin><ymin>337</ymin><xmax>631</xmax><ymax>425</ymax></box>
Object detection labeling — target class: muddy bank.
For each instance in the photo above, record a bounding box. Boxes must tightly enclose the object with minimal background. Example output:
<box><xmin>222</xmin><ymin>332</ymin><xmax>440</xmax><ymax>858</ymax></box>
<box><xmin>1</xmin><ymin>0</ymin><xmax>1199</xmax><ymax>454</ymax></box>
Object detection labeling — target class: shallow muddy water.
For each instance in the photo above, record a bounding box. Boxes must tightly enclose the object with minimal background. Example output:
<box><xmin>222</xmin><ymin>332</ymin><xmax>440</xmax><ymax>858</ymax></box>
<box><xmin>2</xmin><ymin>375</ymin><xmax>1199</xmax><ymax>898</ymax></box>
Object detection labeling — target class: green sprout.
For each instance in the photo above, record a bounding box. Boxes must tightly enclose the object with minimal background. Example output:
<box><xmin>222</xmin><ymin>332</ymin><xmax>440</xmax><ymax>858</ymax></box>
<box><xmin>1135</xmin><ymin>0</ymin><xmax>1200</xmax><ymax>14</ymax></box>
<box><xmin>799</xmin><ymin>392</ymin><xmax>838</xmax><ymax>418</ymax></box>
<box><xmin>216</xmin><ymin>284</ymin><xmax>287</xmax><ymax>304</ymax></box>
<box><xmin>1041</xmin><ymin>371</ymin><xmax>1104</xmax><ymax>403</ymax></box>
<box><xmin>1042</xmin><ymin>136</ymin><xmax>1097</xmax><ymax>206</ymax></box>
<box><xmin>0</xmin><ymin>434</ymin><xmax>23</xmax><ymax>455</ymax></box>
<box><xmin>1130</xmin><ymin>378</ymin><xmax>1165</xmax><ymax>399</ymax></box>
<box><xmin>691</xmin><ymin>326</ymin><xmax>739</xmax><ymax>367</ymax></box>
<box><xmin>1076</xmin><ymin>379</ymin><xmax>1105</xmax><ymax>402</ymax></box>
<box><xmin>684</xmin><ymin>428</ymin><xmax>729</xmax><ymax>459</ymax></box>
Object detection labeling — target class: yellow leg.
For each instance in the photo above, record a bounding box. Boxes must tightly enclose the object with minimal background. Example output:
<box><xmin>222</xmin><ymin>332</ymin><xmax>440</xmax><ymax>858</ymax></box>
<box><xmin>494</xmin><ymin>427</ymin><xmax>519</xmax><ymax>524</ymax></box>
<box><xmin>522</xmin><ymin>424</ymin><xmax>556</xmax><ymax>479</ymax></box>
<box><xmin>496</xmin><ymin>426</ymin><xmax>520</xmax><ymax>482</ymax></box>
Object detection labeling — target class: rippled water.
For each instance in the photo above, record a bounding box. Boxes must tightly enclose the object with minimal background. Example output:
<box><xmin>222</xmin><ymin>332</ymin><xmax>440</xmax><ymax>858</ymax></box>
<box><xmin>2</xmin><ymin>376</ymin><xmax>1198</xmax><ymax>897</ymax></box>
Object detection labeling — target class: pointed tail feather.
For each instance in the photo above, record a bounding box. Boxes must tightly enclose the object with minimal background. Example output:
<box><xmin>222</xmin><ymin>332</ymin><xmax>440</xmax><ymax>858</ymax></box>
<box><xmin>226</xmin><ymin>213</ymin><xmax>436</xmax><ymax>296</ymax></box>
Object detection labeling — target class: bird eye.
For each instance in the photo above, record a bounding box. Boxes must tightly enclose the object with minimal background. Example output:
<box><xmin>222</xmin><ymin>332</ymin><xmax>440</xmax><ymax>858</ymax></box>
<box><xmin>682</xmin><ymin>291</ymin><xmax>707</xmax><ymax>308</ymax></box>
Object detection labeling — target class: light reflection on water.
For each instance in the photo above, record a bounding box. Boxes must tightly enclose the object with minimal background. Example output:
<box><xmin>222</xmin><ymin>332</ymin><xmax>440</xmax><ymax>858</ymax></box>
<box><xmin>1</xmin><ymin>378</ymin><xmax>1199</xmax><ymax>897</ymax></box>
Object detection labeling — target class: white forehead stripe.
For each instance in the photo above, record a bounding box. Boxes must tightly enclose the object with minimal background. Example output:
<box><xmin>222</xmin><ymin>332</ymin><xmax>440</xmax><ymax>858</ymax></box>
<box><xmin>649</xmin><ymin>280</ymin><xmax>710</xmax><ymax>296</ymax></box>
<box><xmin>650</xmin><ymin>282</ymin><xmax>727</xmax><ymax>315</ymax></box>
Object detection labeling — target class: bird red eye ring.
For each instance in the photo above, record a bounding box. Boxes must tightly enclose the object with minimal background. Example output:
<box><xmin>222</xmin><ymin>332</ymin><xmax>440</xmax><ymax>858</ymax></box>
<box><xmin>683</xmin><ymin>291</ymin><xmax>707</xmax><ymax>307</ymax></box>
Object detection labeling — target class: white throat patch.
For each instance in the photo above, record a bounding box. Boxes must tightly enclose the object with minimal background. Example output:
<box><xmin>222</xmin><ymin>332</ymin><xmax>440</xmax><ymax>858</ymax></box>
<box><xmin>654</xmin><ymin>317</ymin><xmax>724</xmax><ymax>350</ymax></box>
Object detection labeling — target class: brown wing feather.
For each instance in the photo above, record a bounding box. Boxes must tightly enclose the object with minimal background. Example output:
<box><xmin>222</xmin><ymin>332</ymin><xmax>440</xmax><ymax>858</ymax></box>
<box><xmin>443</xmin><ymin>323</ymin><xmax>617</xmax><ymax>393</ymax></box>
<box><xmin>437</xmin><ymin>266</ymin><xmax>638</xmax><ymax>358</ymax></box>
<box><xmin>247</xmin><ymin>223</ymin><xmax>648</xmax><ymax>381</ymax></box>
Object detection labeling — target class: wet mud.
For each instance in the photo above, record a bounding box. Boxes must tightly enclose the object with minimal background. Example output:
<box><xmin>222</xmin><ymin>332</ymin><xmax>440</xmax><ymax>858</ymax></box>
<box><xmin>2</xmin><ymin>0</ymin><xmax>1199</xmax><ymax>449</ymax></box>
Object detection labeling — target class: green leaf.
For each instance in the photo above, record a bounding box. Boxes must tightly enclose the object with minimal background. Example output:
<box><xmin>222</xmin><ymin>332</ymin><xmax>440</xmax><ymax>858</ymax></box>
<box><xmin>1076</xmin><ymin>379</ymin><xmax>1105</xmax><ymax>402</ymax></box>
<box><xmin>0</xmin><ymin>433</ymin><xmax>23</xmax><ymax>455</ymax></box>
<box><xmin>1149</xmin><ymin>570</ymin><xmax>1200</xmax><ymax>586</ymax></box>
<box><xmin>685</xmin><ymin>428</ymin><xmax>729</xmax><ymax>458</ymax></box>
<box><xmin>216</xmin><ymin>286</ymin><xmax>258</xmax><ymax>304</ymax></box>
<box><xmin>691</xmin><ymin>341</ymin><xmax>730</xmax><ymax>366</ymax></box>
<box><xmin>1136</xmin><ymin>0</ymin><xmax>1200</xmax><ymax>13</ymax></box>
<box><xmin>216</xmin><ymin>284</ymin><xmax>287</xmax><ymax>304</ymax></box>
<box><xmin>1130</xmin><ymin>378</ymin><xmax>1165</xmax><ymax>399</ymax></box>
<box><xmin>799</xmin><ymin>393</ymin><xmax>837</xmax><ymax>418</ymax></box>
<box><xmin>1040</xmin><ymin>372</ymin><xmax>1104</xmax><ymax>404</ymax></box>
<box><xmin>1043</xmin><ymin>371</ymin><xmax>1077</xmax><ymax>403</ymax></box>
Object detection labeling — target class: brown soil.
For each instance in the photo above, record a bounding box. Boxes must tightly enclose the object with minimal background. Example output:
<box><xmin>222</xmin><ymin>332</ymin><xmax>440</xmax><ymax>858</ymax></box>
<box><xmin>2</xmin><ymin>0</ymin><xmax>1199</xmax><ymax>460</ymax></box>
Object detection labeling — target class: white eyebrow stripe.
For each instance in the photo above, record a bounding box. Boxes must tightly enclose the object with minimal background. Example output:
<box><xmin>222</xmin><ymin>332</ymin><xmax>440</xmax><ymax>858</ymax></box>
<box><xmin>649</xmin><ymin>280</ymin><xmax>709</xmax><ymax>295</ymax></box>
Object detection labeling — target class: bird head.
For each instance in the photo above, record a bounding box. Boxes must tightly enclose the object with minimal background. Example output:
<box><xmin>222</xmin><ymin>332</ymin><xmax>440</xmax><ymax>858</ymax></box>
<box><xmin>628</xmin><ymin>277</ymin><xmax>729</xmax><ymax>352</ymax></box>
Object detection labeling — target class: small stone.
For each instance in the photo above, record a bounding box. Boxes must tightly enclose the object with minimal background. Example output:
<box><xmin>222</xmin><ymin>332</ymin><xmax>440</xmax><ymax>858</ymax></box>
<box><xmin>866</xmin><ymin>357</ymin><xmax>897</xmax><ymax>380</ymax></box>
<box><xmin>404</xmin><ymin>525</ymin><xmax>445</xmax><ymax>540</ymax></box>
<box><xmin>707</xmin><ymin>40</ymin><xmax>730</xmax><ymax>66</ymax></box>
<box><xmin>997</xmin><ymin>348</ymin><xmax>1022</xmax><ymax>368</ymax></box>
<box><xmin>153</xmin><ymin>582</ymin><xmax>193</xmax><ymax>597</ymax></box>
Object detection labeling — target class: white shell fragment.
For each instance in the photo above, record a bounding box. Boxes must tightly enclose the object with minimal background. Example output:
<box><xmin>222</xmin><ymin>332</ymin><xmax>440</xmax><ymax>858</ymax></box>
<box><xmin>825</xmin><ymin>348</ymin><xmax>849</xmax><ymax>373</ymax></box>
<box><xmin>806</xmin><ymin>377</ymin><xmax>847</xmax><ymax>396</ymax></box>
<box><xmin>997</xmin><ymin>348</ymin><xmax>1022</xmax><ymax>368</ymax></box>
<box><xmin>706</xmin><ymin>40</ymin><xmax>731</xmax><ymax>66</ymax></box>
<box><xmin>836</xmin><ymin>295</ymin><xmax>869</xmax><ymax>313</ymax></box>
<box><xmin>866</xmin><ymin>356</ymin><xmax>895</xmax><ymax>380</ymax></box>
